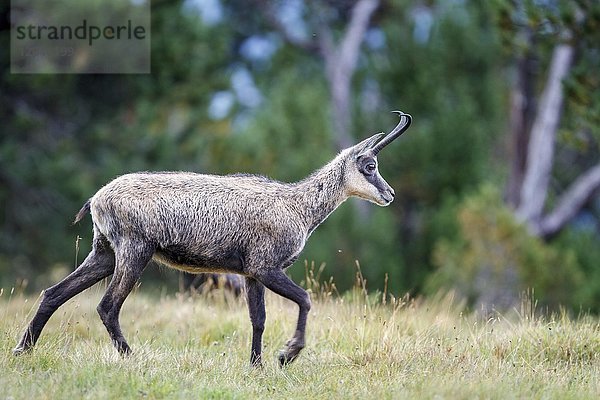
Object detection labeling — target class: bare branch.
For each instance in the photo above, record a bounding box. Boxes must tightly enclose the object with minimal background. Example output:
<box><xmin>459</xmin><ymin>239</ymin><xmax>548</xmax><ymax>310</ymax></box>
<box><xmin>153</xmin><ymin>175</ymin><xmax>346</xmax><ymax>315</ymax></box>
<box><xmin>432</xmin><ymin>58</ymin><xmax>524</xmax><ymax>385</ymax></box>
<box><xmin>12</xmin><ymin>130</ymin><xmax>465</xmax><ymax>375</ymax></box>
<box><xmin>537</xmin><ymin>163</ymin><xmax>600</xmax><ymax>237</ymax></box>
<box><xmin>515</xmin><ymin>44</ymin><xmax>574</xmax><ymax>225</ymax></box>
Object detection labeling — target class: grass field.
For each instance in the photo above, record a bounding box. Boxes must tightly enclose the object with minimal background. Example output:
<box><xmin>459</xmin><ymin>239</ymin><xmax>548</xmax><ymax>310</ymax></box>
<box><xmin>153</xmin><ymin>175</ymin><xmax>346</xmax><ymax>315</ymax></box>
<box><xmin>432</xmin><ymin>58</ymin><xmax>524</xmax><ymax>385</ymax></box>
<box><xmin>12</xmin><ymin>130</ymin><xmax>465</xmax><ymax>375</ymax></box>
<box><xmin>1</xmin><ymin>277</ymin><xmax>599</xmax><ymax>399</ymax></box>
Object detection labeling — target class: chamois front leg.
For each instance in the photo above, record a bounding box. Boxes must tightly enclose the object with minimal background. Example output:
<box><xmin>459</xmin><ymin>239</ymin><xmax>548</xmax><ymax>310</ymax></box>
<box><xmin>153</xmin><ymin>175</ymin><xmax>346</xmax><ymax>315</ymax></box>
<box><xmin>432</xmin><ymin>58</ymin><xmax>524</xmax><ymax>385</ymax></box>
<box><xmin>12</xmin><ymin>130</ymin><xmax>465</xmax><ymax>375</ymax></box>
<box><xmin>256</xmin><ymin>269</ymin><xmax>311</xmax><ymax>366</ymax></box>
<box><xmin>245</xmin><ymin>277</ymin><xmax>265</xmax><ymax>367</ymax></box>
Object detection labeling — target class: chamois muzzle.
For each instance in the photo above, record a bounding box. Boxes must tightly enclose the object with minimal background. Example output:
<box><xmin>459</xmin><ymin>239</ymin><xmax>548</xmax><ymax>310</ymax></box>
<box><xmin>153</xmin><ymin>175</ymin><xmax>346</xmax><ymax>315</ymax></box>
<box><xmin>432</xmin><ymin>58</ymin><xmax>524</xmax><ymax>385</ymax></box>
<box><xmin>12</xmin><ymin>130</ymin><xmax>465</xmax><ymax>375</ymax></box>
<box><xmin>370</xmin><ymin>111</ymin><xmax>412</xmax><ymax>155</ymax></box>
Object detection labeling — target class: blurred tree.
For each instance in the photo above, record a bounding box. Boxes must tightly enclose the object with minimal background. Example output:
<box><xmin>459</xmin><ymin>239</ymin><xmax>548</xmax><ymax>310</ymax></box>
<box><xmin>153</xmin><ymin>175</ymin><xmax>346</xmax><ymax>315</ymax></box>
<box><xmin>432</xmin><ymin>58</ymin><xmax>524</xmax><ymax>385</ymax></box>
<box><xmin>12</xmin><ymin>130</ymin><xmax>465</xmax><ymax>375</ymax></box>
<box><xmin>500</xmin><ymin>0</ymin><xmax>600</xmax><ymax>238</ymax></box>
<box><xmin>255</xmin><ymin>0</ymin><xmax>380</xmax><ymax>151</ymax></box>
<box><xmin>428</xmin><ymin>0</ymin><xmax>600</xmax><ymax>311</ymax></box>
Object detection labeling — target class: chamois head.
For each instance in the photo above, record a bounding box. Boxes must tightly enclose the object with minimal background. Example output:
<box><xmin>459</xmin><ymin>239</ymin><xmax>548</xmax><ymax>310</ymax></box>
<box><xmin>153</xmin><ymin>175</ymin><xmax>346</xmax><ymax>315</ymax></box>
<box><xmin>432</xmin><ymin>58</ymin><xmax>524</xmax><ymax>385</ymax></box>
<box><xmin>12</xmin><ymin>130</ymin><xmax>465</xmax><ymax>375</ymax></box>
<box><xmin>344</xmin><ymin>111</ymin><xmax>412</xmax><ymax>206</ymax></box>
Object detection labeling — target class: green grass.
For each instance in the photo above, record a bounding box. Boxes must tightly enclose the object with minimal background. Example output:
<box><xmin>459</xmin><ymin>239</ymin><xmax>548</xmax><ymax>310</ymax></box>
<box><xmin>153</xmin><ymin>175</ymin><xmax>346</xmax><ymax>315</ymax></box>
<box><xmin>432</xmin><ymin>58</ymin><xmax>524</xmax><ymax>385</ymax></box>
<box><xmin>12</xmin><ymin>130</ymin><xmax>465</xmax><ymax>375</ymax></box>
<box><xmin>1</xmin><ymin>282</ymin><xmax>599</xmax><ymax>399</ymax></box>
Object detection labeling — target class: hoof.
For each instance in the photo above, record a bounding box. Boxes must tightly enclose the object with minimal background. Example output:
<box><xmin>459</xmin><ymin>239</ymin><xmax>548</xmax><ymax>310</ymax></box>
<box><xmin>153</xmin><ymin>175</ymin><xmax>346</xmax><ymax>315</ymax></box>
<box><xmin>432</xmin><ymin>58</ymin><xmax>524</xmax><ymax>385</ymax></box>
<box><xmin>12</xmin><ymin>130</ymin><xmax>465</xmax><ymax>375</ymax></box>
<box><xmin>118</xmin><ymin>346</ymin><xmax>132</xmax><ymax>357</ymax></box>
<box><xmin>250</xmin><ymin>354</ymin><xmax>263</xmax><ymax>368</ymax></box>
<box><xmin>12</xmin><ymin>346</ymin><xmax>31</xmax><ymax>356</ymax></box>
<box><xmin>114</xmin><ymin>340</ymin><xmax>132</xmax><ymax>356</ymax></box>
<box><xmin>278</xmin><ymin>338</ymin><xmax>304</xmax><ymax>367</ymax></box>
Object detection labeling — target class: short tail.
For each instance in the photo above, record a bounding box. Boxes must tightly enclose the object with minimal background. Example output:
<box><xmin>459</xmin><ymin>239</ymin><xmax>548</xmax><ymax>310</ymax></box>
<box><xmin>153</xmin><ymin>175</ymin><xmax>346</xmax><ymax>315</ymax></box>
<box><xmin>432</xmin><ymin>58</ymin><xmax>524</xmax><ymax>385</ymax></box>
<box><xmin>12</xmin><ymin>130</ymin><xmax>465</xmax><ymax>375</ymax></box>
<box><xmin>73</xmin><ymin>199</ymin><xmax>91</xmax><ymax>224</ymax></box>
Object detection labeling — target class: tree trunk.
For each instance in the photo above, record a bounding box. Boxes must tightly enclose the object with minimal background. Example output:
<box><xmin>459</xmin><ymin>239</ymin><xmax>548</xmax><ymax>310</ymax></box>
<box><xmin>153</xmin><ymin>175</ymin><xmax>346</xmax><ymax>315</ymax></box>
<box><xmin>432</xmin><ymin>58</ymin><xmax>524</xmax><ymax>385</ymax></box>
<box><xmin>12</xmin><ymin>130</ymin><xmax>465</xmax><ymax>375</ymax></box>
<box><xmin>259</xmin><ymin>0</ymin><xmax>379</xmax><ymax>152</ymax></box>
<box><xmin>480</xmin><ymin>43</ymin><xmax>580</xmax><ymax>312</ymax></box>
<box><xmin>515</xmin><ymin>44</ymin><xmax>574</xmax><ymax>228</ymax></box>
<box><xmin>320</xmin><ymin>0</ymin><xmax>380</xmax><ymax>151</ymax></box>
<box><xmin>506</xmin><ymin>33</ymin><xmax>536</xmax><ymax>207</ymax></box>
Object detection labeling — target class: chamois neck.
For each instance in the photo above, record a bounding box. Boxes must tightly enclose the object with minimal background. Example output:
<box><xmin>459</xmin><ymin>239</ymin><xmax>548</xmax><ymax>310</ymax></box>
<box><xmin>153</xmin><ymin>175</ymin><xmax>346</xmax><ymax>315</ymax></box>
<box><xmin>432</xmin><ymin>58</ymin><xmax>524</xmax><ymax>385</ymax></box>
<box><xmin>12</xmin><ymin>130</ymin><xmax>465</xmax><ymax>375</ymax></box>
<box><xmin>293</xmin><ymin>152</ymin><xmax>350</xmax><ymax>233</ymax></box>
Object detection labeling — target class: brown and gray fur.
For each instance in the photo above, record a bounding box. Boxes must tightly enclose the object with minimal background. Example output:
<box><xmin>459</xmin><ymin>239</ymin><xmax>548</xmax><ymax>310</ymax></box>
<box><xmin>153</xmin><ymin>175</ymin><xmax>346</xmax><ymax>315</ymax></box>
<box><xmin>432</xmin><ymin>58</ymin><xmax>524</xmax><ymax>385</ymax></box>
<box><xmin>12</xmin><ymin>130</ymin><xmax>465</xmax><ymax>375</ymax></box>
<box><xmin>14</xmin><ymin>113</ymin><xmax>411</xmax><ymax>366</ymax></box>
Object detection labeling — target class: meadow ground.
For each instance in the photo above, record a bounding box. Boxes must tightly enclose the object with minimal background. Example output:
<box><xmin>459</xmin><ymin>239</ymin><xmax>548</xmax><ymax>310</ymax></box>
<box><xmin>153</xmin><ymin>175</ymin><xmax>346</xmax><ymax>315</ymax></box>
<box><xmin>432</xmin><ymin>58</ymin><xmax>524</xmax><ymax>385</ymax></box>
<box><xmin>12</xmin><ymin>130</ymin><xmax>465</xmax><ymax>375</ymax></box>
<box><xmin>1</xmin><ymin>276</ymin><xmax>599</xmax><ymax>399</ymax></box>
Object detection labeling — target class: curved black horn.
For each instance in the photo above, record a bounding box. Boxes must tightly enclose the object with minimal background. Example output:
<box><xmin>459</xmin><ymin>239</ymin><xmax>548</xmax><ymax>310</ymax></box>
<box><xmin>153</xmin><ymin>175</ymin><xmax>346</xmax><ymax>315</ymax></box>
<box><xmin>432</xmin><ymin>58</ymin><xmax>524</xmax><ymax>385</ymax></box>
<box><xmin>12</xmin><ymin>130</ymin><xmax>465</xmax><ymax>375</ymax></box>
<box><xmin>371</xmin><ymin>111</ymin><xmax>412</xmax><ymax>155</ymax></box>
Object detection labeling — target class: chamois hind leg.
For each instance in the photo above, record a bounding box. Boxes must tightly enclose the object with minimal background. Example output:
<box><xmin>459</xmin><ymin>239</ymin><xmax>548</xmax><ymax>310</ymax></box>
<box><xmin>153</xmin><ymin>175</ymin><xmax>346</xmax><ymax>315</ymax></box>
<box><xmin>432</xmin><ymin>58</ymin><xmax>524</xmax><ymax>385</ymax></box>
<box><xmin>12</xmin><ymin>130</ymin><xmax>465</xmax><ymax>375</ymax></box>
<box><xmin>245</xmin><ymin>277</ymin><xmax>266</xmax><ymax>366</ymax></box>
<box><xmin>256</xmin><ymin>269</ymin><xmax>311</xmax><ymax>366</ymax></box>
<box><xmin>96</xmin><ymin>240</ymin><xmax>153</xmax><ymax>355</ymax></box>
<box><xmin>13</xmin><ymin>233</ymin><xmax>115</xmax><ymax>355</ymax></box>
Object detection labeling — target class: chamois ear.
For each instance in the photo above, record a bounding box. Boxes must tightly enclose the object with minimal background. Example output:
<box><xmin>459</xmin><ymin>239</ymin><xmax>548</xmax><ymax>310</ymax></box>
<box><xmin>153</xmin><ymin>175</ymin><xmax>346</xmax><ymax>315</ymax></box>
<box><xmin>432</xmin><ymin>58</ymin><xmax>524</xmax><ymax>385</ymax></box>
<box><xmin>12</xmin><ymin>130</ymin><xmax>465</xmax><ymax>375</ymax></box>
<box><xmin>352</xmin><ymin>132</ymin><xmax>386</xmax><ymax>155</ymax></box>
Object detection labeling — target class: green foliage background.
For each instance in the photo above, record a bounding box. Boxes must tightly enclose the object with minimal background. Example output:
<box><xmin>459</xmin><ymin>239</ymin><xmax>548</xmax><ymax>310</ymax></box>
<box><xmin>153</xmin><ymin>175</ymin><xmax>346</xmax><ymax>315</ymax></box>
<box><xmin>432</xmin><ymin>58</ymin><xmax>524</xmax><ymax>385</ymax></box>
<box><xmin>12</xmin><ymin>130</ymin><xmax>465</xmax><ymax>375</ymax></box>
<box><xmin>1</xmin><ymin>0</ymin><xmax>599</xmax><ymax>312</ymax></box>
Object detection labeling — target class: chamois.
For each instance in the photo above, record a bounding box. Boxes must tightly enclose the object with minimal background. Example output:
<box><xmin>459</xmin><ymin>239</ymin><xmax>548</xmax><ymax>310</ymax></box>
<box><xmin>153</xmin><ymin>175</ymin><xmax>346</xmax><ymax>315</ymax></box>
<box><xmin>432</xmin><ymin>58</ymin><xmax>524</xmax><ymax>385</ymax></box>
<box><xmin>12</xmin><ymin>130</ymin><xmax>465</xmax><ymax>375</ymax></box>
<box><xmin>14</xmin><ymin>111</ymin><xmax>412</xmax><ymax>366</ymax></box>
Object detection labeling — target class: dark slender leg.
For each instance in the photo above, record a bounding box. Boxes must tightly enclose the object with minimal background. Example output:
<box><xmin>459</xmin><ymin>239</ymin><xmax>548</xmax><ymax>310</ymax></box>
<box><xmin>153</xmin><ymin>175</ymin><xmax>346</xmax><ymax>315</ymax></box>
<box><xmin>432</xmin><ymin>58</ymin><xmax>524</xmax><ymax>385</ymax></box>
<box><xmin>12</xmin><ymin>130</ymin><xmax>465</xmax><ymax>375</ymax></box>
<box><xmin>13</xmin><ymin>242</ymin><xmax>115</xmax><ymax>355</ymax></box>
<box><xmin>256</xmin><ymin>269</ymin><xmax>311</xmax><ymax>366</ymax></box>
<box><xmin>183</xmin><ymin>273</ymin><xmax>243</xmax><ymax>297</ymax></box>
<box><xmin>245</xmin><ymin>277</ymin><xmax>265</xmax><ymax>367</ymax></box>
<box><xmin>182</xmin><ymin>272</ymin><xmax>208</xmax><ymax>292</ymax></box>
<box><xmin>96</xmin><ymin>241</ymin><xmax>153</xmax><ymax>355</ymax></box>
<box><xmin>224</xmin><ymin>274</ymin><xmax>244</xmax><ymax>297</ymax></box>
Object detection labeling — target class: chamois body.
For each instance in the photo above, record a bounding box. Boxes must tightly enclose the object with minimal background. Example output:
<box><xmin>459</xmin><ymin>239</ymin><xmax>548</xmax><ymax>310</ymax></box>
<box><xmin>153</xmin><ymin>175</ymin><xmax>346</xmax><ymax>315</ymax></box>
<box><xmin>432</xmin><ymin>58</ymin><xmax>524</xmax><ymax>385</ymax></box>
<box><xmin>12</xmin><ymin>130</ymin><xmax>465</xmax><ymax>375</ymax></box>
<box><xmin>92</xmin><ymin>158</ymin><xmax>348</xmax><ymax>277</ymax></box>
<box><xmin>14</xmin><ymin>112</ymin><xmax>411</xmax><ymax>366</ymax></box>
